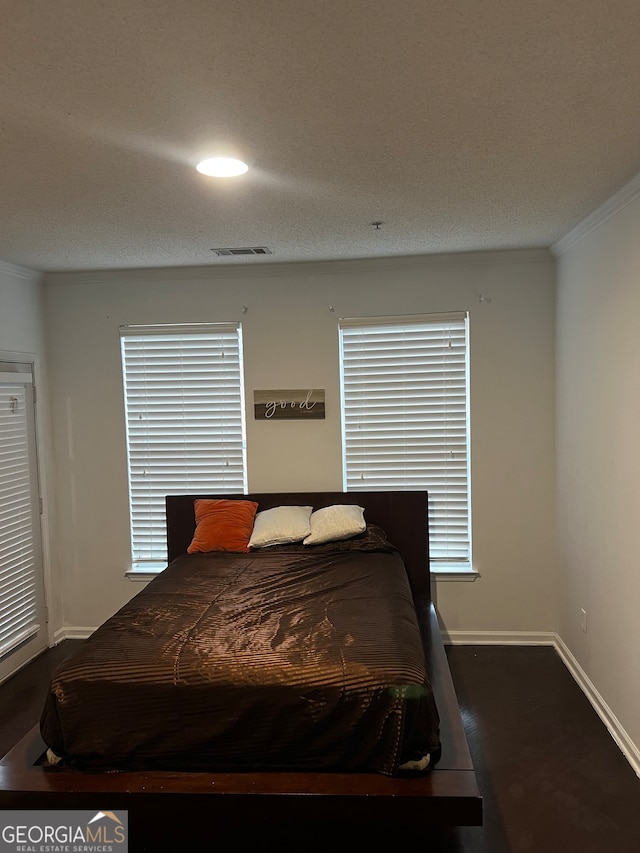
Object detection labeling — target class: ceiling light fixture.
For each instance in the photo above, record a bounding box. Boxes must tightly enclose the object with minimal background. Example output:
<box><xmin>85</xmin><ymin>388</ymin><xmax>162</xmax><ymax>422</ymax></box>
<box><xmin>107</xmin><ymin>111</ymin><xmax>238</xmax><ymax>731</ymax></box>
<box><xmin>196</xmin><ymin>157</ymin><xmax>249</xmax><ymax>177</ymax></box>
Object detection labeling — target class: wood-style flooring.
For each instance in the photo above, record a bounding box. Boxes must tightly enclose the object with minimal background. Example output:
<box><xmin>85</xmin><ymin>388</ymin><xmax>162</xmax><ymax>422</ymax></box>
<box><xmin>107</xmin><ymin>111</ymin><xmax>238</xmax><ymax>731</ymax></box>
<box><xmin>1</xmin><ymin>642</ymin><xmax>640</xmax><ymax>852</ymax></box>
<box><xmin>444</xmin><ymin>645</ymin><xmax>640</xmax><ymax>853</ymax></box>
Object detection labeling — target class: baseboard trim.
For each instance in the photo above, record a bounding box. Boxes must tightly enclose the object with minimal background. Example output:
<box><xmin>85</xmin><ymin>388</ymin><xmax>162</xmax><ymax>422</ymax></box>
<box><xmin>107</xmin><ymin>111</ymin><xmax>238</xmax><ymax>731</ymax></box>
<box><xmin>53</xmin><ymin>626</ymin><xmax>96</xmax><ymax>642</ymax></box>
<box><xmin>443</xmin><ymin>628</ymin><xmax>640</xmax><ymax>779</ymax></box>
<box><xmin>442</xmin><ymin>629</ymin><xmax>556</xmax><ymax>646</ymax></box>
<box><xmin>553</xmin><ymin>635</ymin><xmax>640</xmax><ymax>779</ymax></box>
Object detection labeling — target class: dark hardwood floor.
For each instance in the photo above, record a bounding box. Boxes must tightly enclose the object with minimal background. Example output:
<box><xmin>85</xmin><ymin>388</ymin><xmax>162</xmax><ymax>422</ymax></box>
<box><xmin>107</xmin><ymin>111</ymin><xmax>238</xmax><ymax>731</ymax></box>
<box><xmin>0</xmin><ymin>641</ymin><xmax>79</xmax><ymax>760</ymax></box>
<box><xmin>445</xmin><ymin>645</ymin><xmax>640</xmax><ymax>853</ymax></box>
<box><xmin>2</xmin><ymin>642</ymin><xmax>640</xmax><ymax>851</ymax></box>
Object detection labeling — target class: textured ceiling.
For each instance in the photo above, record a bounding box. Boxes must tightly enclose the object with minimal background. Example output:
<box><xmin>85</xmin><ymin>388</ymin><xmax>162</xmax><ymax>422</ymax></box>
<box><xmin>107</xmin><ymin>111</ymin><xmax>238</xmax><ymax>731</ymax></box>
<box><xmin>2</xmin><ymin>0</ymin><xmax>640</xmax><ymax>273</ymax></box>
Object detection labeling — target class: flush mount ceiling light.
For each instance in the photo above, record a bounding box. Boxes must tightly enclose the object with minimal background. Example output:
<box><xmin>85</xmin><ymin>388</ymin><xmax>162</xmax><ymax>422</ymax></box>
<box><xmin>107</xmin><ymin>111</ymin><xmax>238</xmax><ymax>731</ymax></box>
<box><xmin>196</xmin><ymin>157</ymin><xmax>249</xmax><ymax>177</ymax></box>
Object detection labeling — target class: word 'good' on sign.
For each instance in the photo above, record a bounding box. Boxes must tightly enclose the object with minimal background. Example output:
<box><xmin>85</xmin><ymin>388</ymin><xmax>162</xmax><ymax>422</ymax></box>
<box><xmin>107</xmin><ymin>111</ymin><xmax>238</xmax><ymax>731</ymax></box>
<box><xmin>254</xmin><ymin>389</ymin><xmax>325</xmax><ymax>420</ymax></box>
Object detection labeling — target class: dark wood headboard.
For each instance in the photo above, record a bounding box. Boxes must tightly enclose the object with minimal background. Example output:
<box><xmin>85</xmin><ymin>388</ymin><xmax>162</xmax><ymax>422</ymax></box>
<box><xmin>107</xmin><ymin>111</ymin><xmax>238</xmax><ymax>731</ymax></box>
<box><xmin>166</xmin><ymin>491</ymin><xmax>431</xmax><ymax>604</ymax></box>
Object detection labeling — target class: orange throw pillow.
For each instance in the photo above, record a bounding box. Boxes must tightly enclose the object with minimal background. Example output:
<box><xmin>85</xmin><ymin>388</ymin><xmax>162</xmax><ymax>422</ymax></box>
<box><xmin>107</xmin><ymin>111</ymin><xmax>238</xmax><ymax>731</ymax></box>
<box><xmin>187</xmin><ymin>499</ymin><xmax>259</xmax><ymax>553</ymax></box>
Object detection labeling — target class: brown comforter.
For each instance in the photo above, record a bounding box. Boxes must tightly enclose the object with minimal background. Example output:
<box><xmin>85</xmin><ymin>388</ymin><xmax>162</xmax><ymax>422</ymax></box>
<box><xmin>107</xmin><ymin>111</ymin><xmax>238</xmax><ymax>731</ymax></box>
<box><xmin>40</xmin><ymin>542</ymin><xmax>440</xmax><ymax>775</ymax></box>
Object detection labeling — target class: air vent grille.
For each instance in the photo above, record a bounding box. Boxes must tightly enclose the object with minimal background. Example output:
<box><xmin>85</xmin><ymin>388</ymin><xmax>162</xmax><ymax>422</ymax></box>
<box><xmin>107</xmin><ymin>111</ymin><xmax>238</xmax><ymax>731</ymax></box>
<box><xmin>211</xmin><ymin>247</ymin><xmax>273</xmax><ymax>257</ymax></box>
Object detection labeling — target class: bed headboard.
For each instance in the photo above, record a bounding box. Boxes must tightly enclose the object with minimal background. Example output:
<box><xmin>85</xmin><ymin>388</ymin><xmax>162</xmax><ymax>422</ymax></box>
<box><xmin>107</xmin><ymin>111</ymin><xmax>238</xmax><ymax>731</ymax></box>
<box><xmin>166</xmin><ymin>491</ymin><xmax>431</xmax><ymax>605</ymax></box>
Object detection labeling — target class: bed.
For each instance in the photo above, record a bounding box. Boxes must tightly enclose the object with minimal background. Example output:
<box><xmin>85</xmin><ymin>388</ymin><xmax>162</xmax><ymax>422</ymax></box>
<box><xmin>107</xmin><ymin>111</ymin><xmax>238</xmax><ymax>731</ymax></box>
<box><xmin>0</xmin><ymin>491</ymin><xmax>481</xmax><ymax>837</ymax></box>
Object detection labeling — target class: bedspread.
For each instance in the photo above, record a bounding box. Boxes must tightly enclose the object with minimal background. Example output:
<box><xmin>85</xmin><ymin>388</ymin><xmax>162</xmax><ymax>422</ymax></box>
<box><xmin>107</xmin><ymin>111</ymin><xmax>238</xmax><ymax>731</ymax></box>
<box><xmin>40</xmin><ymin>547</ymin><xmax>440</xmax><ymax>775</ymax></box>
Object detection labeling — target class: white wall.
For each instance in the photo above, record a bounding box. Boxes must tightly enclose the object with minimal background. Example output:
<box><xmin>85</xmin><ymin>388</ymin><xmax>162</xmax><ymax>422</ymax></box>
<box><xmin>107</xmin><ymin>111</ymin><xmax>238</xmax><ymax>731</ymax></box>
<box><xmin>43</xmin><ymin>250</ymin><xmax>558</xmax><ymax>635</ymax></box>
<box><xmin>555</xmin><ymin>184</ymin><xmax>640</xmax><ymax>760</ymax></box>
<box><xmin>0</xmin><ymin>262</ymin><xmax>44</xmax><ymax>353</ymax></box>
<box><xmin>0</xmin><ymin>262</ymin><xmax>60</xmax><ymax>631</ymax></box>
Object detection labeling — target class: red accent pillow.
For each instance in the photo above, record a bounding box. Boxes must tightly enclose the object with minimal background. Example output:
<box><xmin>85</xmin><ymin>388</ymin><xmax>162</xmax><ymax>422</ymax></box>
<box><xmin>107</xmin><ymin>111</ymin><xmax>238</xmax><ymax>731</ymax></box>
<box><xmin>187</xmin><ymin>499</ymin><xmax>259</xmax><ymax>553</ymax></box>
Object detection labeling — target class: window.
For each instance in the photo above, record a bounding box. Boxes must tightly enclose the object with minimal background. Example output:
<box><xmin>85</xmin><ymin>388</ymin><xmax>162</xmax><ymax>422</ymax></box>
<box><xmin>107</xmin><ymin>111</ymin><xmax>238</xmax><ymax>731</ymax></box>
<box><xmin>339</xmin><ymin>313</ymin><xmax>471</xmax><ymax>569</ymax></box>
<box><xmin>120</xmin><ymin>323</ymin><xmax>246</xmax><ymax>568</ymax></box>
<box><xmin>0</xmin><ymin>368</ymin><xmax>43</xmax><ymax>658</ymax></box>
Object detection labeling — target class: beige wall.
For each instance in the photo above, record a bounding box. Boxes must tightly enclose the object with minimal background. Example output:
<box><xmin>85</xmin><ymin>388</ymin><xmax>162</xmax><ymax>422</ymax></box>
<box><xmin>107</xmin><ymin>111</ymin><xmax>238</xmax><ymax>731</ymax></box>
<box><xmin>555</xmin><ymin>192</ymin><xmax>640</xmax><ymax>756</ymax></box>
<box><xmin>43</xmin><ymin>249</ymin><xmax>558</xmax><ymax>635</ymax></box>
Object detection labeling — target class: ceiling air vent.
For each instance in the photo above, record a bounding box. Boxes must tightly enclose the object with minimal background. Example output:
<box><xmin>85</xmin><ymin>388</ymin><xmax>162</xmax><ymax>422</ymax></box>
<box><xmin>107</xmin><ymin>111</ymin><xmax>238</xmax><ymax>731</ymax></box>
<box><xmin>211</xmin><ymin>247</ymin><xmax>273</xmax><ymax>257</ymax></box>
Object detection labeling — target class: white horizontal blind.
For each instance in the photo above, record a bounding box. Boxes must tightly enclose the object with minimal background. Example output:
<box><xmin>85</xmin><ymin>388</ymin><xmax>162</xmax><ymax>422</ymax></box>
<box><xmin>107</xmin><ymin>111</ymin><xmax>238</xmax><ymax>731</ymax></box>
<box><xmin>120</xmin><ymin>324</ymin><xmax>247</xmax><ymax>563</ymax></box>
<box><xmin>0</xmin><ymin>381</ymin><xmax>39</xmax><ymax>657</ymax></box>
<box><xmin>340</xmin><ymin>313</ymin><xmax>470</xmax><ymax>563</ymax></box>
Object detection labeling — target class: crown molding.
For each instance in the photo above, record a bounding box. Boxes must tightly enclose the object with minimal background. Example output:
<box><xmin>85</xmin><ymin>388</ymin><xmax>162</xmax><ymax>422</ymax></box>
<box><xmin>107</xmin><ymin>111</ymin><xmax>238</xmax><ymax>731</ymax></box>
<box><xmin>552</xmin><ymin>171</ymin><xmax>640</xmax><ymax>256</ymax></box>
<box><xmin>43</xmin><ymin>248</ymin><xmax>553</xmax><ymax>287</ymax></box>
<box><xmin>0</xmin><ymin>259</ymin><xmax>42</xmax><ymax>283</ymax></box>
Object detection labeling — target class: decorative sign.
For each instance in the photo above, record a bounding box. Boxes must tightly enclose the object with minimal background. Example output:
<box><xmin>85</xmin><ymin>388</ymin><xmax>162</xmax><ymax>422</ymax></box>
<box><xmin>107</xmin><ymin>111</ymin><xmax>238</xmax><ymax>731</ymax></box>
<box><xmin>254</xmin><ymin>389</ymin><xmax>325</xmax><ymax>420</ymax></box>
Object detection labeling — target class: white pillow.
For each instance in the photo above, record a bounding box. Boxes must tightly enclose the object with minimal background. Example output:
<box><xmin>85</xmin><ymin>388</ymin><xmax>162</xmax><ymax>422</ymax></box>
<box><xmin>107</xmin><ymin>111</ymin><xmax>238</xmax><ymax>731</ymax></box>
<box><xmin>303</xmin><ymin>505</ymin><xmax>366</xmax><ymax>546</ymax></box>
<box><xmin>249</xmin><ymin>505</ymin><xmax>313</xmax><ymax>548</ymax></box>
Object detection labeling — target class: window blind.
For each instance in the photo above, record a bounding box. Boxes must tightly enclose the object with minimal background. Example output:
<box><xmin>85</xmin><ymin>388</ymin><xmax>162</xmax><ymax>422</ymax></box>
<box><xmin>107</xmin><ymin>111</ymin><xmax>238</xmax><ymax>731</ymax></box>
<box><xmin>120</xmin><ymin>323</ymin><xmax>247</xmax><ymax>564</ymax></box>
<box><xmin>339</xmin><ymin>313</ymin><xmax>470</xmax><ymax>564</ymax></box>
<box><xmin>0</xmin><ymin>380</ymin><xmax>39</xmax><ymax>657</ymax></box>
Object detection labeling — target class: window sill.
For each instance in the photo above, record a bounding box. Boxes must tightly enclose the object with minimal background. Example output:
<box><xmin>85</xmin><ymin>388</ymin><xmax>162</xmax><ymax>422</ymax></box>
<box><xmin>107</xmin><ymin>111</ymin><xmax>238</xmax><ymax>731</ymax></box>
<box><xmin>125</xmin><ymin>562</ymin><xmax>167</xmax><ymax>582</ymax></box>
<box><xmin>431</xmin><ymin>565</ymin><xmax>480</xmax><ymax>582</ymax></box>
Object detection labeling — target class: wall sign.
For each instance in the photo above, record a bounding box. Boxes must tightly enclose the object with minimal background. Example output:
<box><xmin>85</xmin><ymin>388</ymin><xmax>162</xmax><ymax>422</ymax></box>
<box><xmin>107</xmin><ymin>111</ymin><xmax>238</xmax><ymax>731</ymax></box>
<box><xmin>254</xmin><ymin>389</ymin><xmax>325</xmax><ymax>420</ymax></box>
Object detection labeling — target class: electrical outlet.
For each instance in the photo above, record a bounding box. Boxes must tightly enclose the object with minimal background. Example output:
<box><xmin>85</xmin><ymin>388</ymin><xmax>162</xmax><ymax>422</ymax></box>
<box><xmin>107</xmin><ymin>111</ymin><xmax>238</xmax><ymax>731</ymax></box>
<box><xmin>580</xmin><ymin>608</ymin><xmax>588</xmax><ymax>633</ymax></box>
